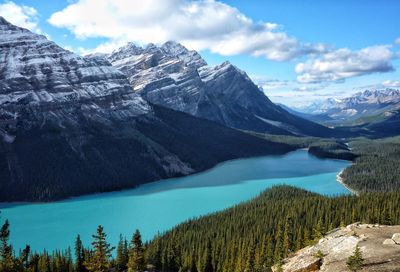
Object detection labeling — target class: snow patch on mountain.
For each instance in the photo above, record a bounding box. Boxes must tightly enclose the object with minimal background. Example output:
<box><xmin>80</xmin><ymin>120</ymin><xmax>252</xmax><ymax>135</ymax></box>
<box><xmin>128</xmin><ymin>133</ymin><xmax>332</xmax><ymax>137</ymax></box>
<box><xmin>103</xmin><ymin>41</ymin><xmax>333</xmax><ymax>136</ymax></box>
<box><xmin>0</xmin><ymin>16</ymin><xmax>150</xmax><ymax>123</ymax></box>
<box><xmin>296</xmin><ymin>89</ymin><xmax>400</xmax><ymax>123</ymax></box>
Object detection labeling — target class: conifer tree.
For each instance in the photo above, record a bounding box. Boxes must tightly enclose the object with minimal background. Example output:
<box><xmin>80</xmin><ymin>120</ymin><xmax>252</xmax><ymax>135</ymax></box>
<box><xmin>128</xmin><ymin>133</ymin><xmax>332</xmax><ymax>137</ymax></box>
<box><xmin>0</xmin><ymin>220</ymin><xmax>15</xmax><ymax>272</ymax></box>
<box><xmin>189</xmin><ymin>256</ymin><xmax>198</xmax><ymax>272</ymax></box>
<box><xmin>75</xmin><ymin>235</ymin><xmax>86</xmax><ymax>272</ymax></box>
<box><xmin>127</xmin><ymin>229</ymin><xmax>146</xmax><ymax>272</ymax></box>
<box><xmin>116</xmin><ymin>235</ymin><xmax>128</xmax><ymax>271</ymax></box>
<box><xmin>186</xmin><ymin>247</ymin><xmax>198</xmax><ymax>272</ymax></box>
<box><xmin>38</xmin><ymin>252</ymin><xmax>51</xmax><ymax>272</ymax></box>
<box><xmin>312</xmin><ymin>218</ymin><xmax>323</xmax><ymax>242</ymax></box>
<box><xmin>382</xmin><ymin>207</ymin><xmax>393</xmax><ymax>225</ymax></box>
<box><xmin>84</xmin><ymin>225</ymin><xmax>114</xmax><ymax>272</ymax></box>
<box><xmin>264</xmin><ymin>236</ymin><xmax>274</xmax><ymax>267</ymax></box>
<box><xmin>29</xmin><ymin>253</ymin><xmax>40</xmax><ymax>272</ymax></box>
<box><xmin>294</xmin><ymin>229</ymin><xmax>303</xmax><ymax>251</ymax></box>
<box><xmin>66</xmin><ymin>247</ymin><xmax>74</xmax><ymax>272</ymax></box>
<box><xmin>146</xmin><ymin>236</ymin><xmax>162</xmax><ymax>268</ymax></box>
<box><xmin>346</xmin><ymin>246</ymin><xmax>364</xmax><ymax>271</ymax></box>
<box><xmin>302</xmin><ymin>228</ymin><xmax>311</xmax><ymax>246</ymax></box>
<box><xmin>19</xmin><ymin>245</ymin><xmax>30</xmax><ymax>271</ymax></box>
<box><xmin>204</xmin><ymin>240</ymin><xmax>213</xmax><ymax>272</ymax></box>
<box><xmin>273</xmin><ymin>224</ymin><xmax>283</xmax><ymax>263</ymax></box>
<box><xmin>163</xmin><ymin>242</ymin><xmax>180</xmax><ymax>272</ymax></box>
<box><xmin>282</xmin><ymin>215</ymin><xmax>293</xmax><ymax>256</ymax></box>
<box><xmin>244</xmin><ymin>244</ymin><xmax>255</xmax><ymax>272</ymax></box>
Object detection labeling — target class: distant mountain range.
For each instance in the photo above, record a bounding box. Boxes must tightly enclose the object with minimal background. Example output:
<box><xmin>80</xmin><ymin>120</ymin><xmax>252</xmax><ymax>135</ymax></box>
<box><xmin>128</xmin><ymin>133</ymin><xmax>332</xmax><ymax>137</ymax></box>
<box><xmin>295</xmin><ymin>89</ymin><xmax>400</xmax><ymax>126</ymax></box>
<box><xmin>0</xmin><ymin>17</ymin><xmax>294</xmax><ymax>201</ymax></box>
<box><xmin>281</xmin><ymin>89</ymin><xmax>400</xmax><ymax>137</ymax></box>
<box><xmin>100</xmin><ymin>41</ymin><xmax>335</xmax><ymax>137</ymax></box>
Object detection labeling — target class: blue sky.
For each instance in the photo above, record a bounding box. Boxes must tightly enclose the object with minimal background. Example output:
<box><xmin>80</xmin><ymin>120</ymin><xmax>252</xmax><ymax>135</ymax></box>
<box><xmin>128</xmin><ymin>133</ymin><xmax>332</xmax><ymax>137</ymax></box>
<box><xmin>1</xmin><ymin>0</ymin><xmax>399</xmax><ymax>107</ymax></box>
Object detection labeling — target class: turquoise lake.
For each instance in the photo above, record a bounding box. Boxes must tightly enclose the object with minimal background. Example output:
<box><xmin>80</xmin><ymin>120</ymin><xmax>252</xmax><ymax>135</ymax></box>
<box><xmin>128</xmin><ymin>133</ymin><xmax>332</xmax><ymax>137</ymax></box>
<box><xmin>0</xmin><ymin>150</ymin><xmax>350</xmax><ymax>252</ymax></box>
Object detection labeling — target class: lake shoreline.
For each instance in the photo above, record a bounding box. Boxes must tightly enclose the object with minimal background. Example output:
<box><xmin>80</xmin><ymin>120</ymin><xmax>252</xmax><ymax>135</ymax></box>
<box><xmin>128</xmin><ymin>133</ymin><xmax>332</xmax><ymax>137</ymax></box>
<box><xmin>0</xmin><ymin>148</ymin><xmax>353</xmax><ymax>206</ymax></box>
<box><xmin>0</xmin><ymin>150</ymin><xmax>350</xmax><ymax>253</ymax></box>
<box><xmin>2</xmin><ymin>148</ymin><xmax>310</xmax><ymax>206</ymax></box>
<box><xmin>336</xmin><ymin>169</ymin><xmax>359</xmax><ymax>195</ymax></box>
<box><xmin>0</xmin><ymin>148</ymin><xmax>302</xmax><ymax>205</ymax></box>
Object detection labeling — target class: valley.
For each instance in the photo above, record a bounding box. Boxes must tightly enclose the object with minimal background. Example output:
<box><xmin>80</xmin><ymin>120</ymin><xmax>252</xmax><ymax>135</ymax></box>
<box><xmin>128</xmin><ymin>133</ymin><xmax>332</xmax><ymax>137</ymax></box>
<box><xmin>0</xmin><ymin>3</ymin><xmax>399</xmax><ymax>271</ymax></box>
<box><xmin>0</xmin><ymin>17</ymin><xmax>295</xmax><ymax>202</ymax></box>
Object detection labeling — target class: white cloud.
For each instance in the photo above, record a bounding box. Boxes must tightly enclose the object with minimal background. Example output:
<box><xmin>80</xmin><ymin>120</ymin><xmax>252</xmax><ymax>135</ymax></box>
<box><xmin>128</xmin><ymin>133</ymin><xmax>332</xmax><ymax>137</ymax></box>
<box><xmin>83</xmin><ymin>38</ymin><xmax>133</xmax><ymax>55</ymax></box>
<box><xmin>48</xmin><ymin>0</ymin><xmax>325</xmax><ymax>60</ymax></box>
<box><xmin>0</xmin><ymin>1</ymin><xmax>42</xmax><ymax>34</ymax></box>
<box><xmin>395</xmin><ymin>38</ymin><xmax>400</xmax><ymax>45</ymax></box>
<box><xmin>292</xmin><ymin>86</ymin><xmax>320</xmax><ymax>92</ymax></box>
<box><xmin>254</xmin><ymin>76</ymin><xmax>330</xmax><ymax>106</ymax></box>
<box><xmin>382</xmin><ymin>80</ymin><xmax>400</xmax><ymax>88</ymax></box>
<box><xmin>253</xmin><ymin>78</ymin><xmax>290</xmax><ymax>90</ymax></box>
<box><xmin>295</xmin><ymin>45</ymin><xmax>394</xmax><ymax>83</ymax></box>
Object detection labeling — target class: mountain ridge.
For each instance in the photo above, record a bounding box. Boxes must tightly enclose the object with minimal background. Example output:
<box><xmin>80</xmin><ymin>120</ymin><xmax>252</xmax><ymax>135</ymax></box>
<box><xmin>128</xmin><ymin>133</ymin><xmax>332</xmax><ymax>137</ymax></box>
<box><xmin>105</xmin><ymin>41</ymin><xmax>337</xmax><ymax>137</ymax></box>
<box><xmin>0</xmin><ymin>17</ymin><xmax>294</xmax><ymax>201</ymax></box>
<box><xmin>295</xmin><ymin>89</ymin><xmax>400</xmax><ymax>125</ymax></box>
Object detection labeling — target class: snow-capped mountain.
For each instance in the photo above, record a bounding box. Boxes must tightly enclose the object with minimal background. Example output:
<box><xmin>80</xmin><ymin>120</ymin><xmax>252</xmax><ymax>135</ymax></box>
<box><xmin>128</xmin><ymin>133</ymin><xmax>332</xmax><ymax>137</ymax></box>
<box><xmin>0</xmin><ymin>17</ymin><xmax>292</xmax><ymax>201</ymax></box>
<box><xmin>297</xmin><ymin>89</ymin><xmax>400</xmax><ymax>124</ymax></box>
<box><xmin>0</xmin><ymin>17</ymin><xmax>150</xmax><ymax>120</ymax></box>
<box><xmin>106</xmin><ymin>41</ymin><xmax>334</xmax><ymax>137</ymax></box>
<box><xmin>297</xmin><ymin>98</ymin><xmax>343</xmax><ymax>114</ymax></box>
<box><xmin>344</xmin><ymin>89</ymin><xmax>400</xmax><ymax>106</ymax></box>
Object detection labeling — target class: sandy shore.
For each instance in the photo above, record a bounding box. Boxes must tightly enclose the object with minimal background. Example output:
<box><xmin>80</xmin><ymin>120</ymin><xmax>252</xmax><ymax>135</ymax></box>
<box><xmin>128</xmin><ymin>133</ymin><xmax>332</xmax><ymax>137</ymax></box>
<box><xmin>336</xmin><ymin>170</ymin><xmax>359</xmax><ymax>195</ymax></box>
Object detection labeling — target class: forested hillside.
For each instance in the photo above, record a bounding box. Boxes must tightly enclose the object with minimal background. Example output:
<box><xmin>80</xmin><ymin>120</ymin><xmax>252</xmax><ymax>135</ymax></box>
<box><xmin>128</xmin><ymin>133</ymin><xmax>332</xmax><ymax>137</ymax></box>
<box><xmin>146</xmin><ymin>186</ymin><xmax>400</xmax><ymax>272</ymax></box>
<box><xmin>254</xmin><ymin>134</ymin><xmax>400</xmax><ymax>193</ymax></box>
<box><xmin>252</xmin><ymin>133</ymin><xmax>356</xmax><ymax>160</ymax></box>
<box><xmin>0</xmin><ymin>17</ymin><xmax>296</xmax><ymax>202</ymax></box>
<box><xmin>341</xmin><ymin>137</ymin><xmax>400</xmax><ymax>192</ymax></box>
<box><xmin>0</xmin><ymin>105</ymin><xmax>294</xmax><ymax>202</ymax></box>
<box><xmin>2</xmin><ymin>186</ymin><xmax>399</xmax><ymax>272</ymax></box>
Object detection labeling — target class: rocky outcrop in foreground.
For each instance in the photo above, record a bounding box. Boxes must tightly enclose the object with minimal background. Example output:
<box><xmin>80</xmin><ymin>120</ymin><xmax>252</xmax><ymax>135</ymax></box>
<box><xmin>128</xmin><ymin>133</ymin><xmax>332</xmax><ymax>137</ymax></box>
<box><xmin>273</xmin><ymin>223</ymin><xmax>400</xmax><ymax>272</ymax></box>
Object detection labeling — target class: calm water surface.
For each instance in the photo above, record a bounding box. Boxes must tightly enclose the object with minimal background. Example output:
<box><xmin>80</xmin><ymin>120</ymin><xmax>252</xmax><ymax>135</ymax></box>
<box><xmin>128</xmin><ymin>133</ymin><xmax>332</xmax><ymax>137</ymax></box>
<box><xmin>0</xmin><ymin>150</ymin><xmax>350</xmax><ymax>252</ymax></box>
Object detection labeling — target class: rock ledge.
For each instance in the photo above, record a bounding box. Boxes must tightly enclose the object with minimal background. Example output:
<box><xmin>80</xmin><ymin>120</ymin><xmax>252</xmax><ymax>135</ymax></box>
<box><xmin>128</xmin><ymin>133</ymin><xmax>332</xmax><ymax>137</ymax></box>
<box><xmin>273</xmin><ymin>223</ymin><xmax>400</xmax><ymax>272</ymax></box>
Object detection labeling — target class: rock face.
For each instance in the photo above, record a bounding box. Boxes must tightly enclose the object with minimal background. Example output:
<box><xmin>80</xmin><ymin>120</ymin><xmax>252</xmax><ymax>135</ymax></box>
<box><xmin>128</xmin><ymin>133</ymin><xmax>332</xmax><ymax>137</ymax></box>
<box><xmin>106</xmin><ymin>41</ymin><xmax>335</xmax><ymax>137</ymax></box>
<box><xmin>273</xmin><ymin>223</ymin><xmax>400</xmax><ymax>272</ymax></box>
<box><xmin>0</xmin><ymin>17</ymin><xmax>148</xmax><ymax>115</ymax></box>
<box><xmin>0</xmin><ymin>17</ymin><xmax>294</xmax><ymax>201</ymax></box>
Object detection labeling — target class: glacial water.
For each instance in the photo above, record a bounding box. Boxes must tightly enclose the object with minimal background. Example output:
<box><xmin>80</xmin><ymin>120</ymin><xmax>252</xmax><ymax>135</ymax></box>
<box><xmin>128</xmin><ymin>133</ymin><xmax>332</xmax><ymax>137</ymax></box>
<box><xmin>0</xmin><ymin>150</ymin><xmax>351</xmax><ymax>252</ymax></box>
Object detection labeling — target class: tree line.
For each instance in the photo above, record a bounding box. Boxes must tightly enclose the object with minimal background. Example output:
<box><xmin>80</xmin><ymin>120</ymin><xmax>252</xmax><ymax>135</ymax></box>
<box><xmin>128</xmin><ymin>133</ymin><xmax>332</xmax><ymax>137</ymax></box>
<box><xmin>1</xmin><ymin>185</ymin><xmax>400</xmax><ymax>272</ymax></box>
<box><xmin>0</xmin><ymin>222</ymin><xmax>146</xmax><ymax>272</ymax></box>
<box><xmin>342</xmin><ymin>137</ymin><xmax>400</xmax><ymax>192</ymax></box>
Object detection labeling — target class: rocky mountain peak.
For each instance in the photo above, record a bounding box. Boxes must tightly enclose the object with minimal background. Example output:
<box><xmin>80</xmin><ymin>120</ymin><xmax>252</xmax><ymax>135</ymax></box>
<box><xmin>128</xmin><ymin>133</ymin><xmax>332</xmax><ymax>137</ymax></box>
<box><xmin>0</xmin><ymin>16</ymin><xmax>30</xmax><ymax>36</ymax></box>
<box><xmin>199</xmin><ymin>61</ymin><xmax>249</xmax><ymax>83</ymax></box>
<box><xmin>144</xmin><ymin>43</ymin><xmax>160</xmax><ymax>54</ymax></box>
<box><xmin>160</xmin><ymin>41</ymin><xmax>207</xmax><ymax>68</ymax></box>
<box><xmin>161</xmin><ymin>41</ymin><xmax>188</xmax><ymax>53</ymax></box>
<box><xmin>0</xmin><ymin>16</ymin><xmax>9</xmax><ymax>25</ymax></box>
<box><xmin>1</xmin><ymin>18</ymin><xmax>295</xmax><ymax>202</ymax></box>
<box><xmin>350</xmin><ymin>88</ymin><xmax>400</xmax><ymax>101</ymax></box>
<box><xmin>0</xmin><ymin>16</ymin><xmax>150</xmax><ymax>120</ymax></box>
<box><xmin>105</xmin><ymin>39</ymin><xmax>333</xmax><ymax>136</ymax></box>
<box><xmin>111</xmin><ymin>41</ymin><xmax>208</xmax><ymax>68</ymax></box>
<box><xmin>107</xmin><ymin>42</ymin><xmax>144</xmax><ymax>63</ymax></box>
<box><xmin>218</xmin><ymin>60</ymin><xmax>233</xmax><ymax>69</ymax></box>
<box><xmin>0</xmin><ymin>16</ymin><xmax>16</xmax><ymax>28</ymax></box>
<box><xmin>299</xmin><ymin>88</ymin><xmax>400</xmax><ymax>117</ymax></box>
<box><xmin>120</xmin><ymin>42</ymin><xmax>144</xmax><ymax>54</ymax></box>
